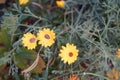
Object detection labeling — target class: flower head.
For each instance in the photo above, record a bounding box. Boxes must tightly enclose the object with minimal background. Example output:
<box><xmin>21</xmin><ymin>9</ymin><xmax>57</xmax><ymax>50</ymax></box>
<box><xmin>59</xmin><ymin>43</ymin><xmax>79</xmax><ymax>65</ymax></box>
<box><xmin>68</xmin><ymin>74</ymin><xmax>80</xmax><ymax>80</ymax></box>
<box><xmin>21</xmin><ymin>33</ymin><xmax>37</xmax><ymax>50</ymax></box>
<box><xmin>106</xmin><ymin>69</ymin><xmax>120</xmax><ymax>80</ymax></box>
<box><xmin>37</xmin><ymin>28</ymin><xmax>55</xmax><ymax>48</ymax></box>
<box><xmin>56</xmin><ymin>0</ymin><xmax>65</xmax><ymax>8</ymax></box>
<box><xmin>19</xmin><ymin>0</ymin><xmax>29</xmax><ymax>5</ymax></box>
<box><xmin>116</xmin><ymin>48</ymin><xmax>120</xmax><ymax>58</ymax></box>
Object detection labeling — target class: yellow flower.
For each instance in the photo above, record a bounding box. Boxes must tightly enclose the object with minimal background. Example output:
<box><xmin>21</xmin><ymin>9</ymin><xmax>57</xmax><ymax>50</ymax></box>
<box><xmin>116</xmin><ymin>48</ymin><xmax>120</xmax><ymax>58</ymax></box>
<box><xmin>37</xmin><ymin>28</ymin><xmax>55</xmax><ymax>48</ymax></box>
<box><xmin>19</xmin><ymin>0</ymin><xmax>29</xmax><ymax>5</ymax></box>
<box><xmin>59</xmin><ymin>43</ymin><xmax>79</xmax><ymax>65</ymax></box>
<box><xmin>56</xmin><ymin>0</ymin><xmax>65</xmax><ymax>8</ymax></box>
<box><xmin>21</xmin><ymin>33</ymin><xmax>37</xmax><ymax>50</ymax></box>
<box><xmin>106</xmin><ymin>69</ymin><xmax>120</xmax><ymax>80</ymax></box>
<box><xmin>68</xmin><ymin>74</ymin><xmax>80</xmax><ymax>80</ymax></box>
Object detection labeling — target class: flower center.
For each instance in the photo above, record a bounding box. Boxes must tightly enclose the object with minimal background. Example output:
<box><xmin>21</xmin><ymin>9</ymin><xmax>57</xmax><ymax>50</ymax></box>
<box><xmin>69</xmin><ymin>52</ymin><xmax>73</xmax><ymax>57</ymax></box>
<box><xmin>30</xmin><ymin>38</ymin><xmax>36</xmax><ymax>43</ymax></box>
<box><xmin>44</xmin><ymin>34</ymin><xmax>50</xmax><ymax>39</ymax></box>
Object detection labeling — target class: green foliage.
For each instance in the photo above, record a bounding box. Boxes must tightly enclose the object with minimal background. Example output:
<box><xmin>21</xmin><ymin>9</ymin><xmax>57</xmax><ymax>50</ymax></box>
<box><xmin>15</xmin><ymin>47</ymin><xmax>37</xmax><ymax>70</ymax></box>
<box><xmin>0</xmin><ymin>27</ymin><xmax>11</xmax><ymax>54</ymax></box>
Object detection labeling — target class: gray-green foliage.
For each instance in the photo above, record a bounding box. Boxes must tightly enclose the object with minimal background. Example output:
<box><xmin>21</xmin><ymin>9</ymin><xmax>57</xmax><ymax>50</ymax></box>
<box><xmin>0</xmin><ymin>0</ymin><xmax>120</xmax><ymax>80</ymax></box>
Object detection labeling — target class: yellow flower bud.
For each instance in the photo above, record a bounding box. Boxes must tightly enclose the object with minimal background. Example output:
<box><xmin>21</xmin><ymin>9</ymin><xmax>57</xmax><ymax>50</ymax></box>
<box><xmin>56</xmin><ymin>0</ymin><xmax>65</xmax><ymax>8</ymax></box>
